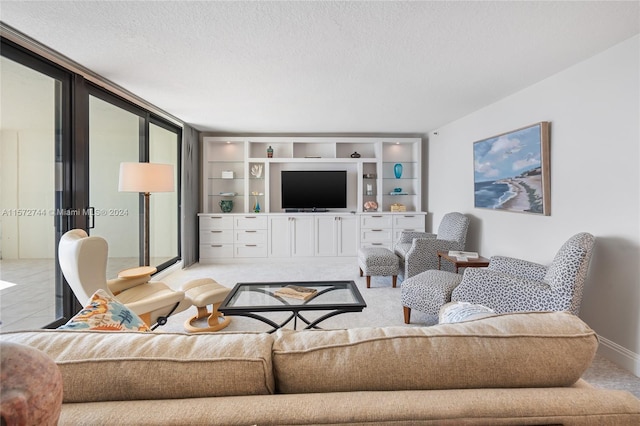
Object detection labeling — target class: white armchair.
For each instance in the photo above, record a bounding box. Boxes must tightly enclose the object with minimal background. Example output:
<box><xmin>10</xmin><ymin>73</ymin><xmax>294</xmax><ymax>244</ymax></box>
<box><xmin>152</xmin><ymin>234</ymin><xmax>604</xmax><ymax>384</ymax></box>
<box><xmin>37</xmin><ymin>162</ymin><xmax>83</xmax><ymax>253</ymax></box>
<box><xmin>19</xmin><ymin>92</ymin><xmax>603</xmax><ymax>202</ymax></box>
<box><xmin>394</xmin><ymin>212</ymin><xmax>470</xmax><ymax>279</ymax></box>
<box><xmin>58</xmin><ymin>229</ymin><xmax>190</xmax><ymax>328</ymax></box>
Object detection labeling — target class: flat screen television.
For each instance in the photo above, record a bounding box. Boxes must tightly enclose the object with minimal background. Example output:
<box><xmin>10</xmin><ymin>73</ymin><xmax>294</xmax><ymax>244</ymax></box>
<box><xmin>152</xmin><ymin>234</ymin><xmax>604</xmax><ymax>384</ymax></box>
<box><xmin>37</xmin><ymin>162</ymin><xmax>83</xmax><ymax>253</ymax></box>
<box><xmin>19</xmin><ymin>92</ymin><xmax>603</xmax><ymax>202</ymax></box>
<box><xmin>281</xmin><ymin>170</ymin><xmax>347</xmax><ymax>211</ymax></box>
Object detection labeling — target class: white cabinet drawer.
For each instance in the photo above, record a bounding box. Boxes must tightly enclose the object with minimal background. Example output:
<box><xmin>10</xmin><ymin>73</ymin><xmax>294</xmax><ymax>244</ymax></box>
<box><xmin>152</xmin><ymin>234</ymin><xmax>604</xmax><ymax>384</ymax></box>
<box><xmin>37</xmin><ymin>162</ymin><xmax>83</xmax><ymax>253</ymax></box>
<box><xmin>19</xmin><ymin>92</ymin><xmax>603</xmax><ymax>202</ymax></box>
<box><xmin>235</xmin><ymin>215</ymin><xmax>268</xmax><ymax>230</ymax></box>
<box><xmin>199</xmin><ymin>215</ymin><xmax>234</xmax><ymax>230</ymax></box>
<box><xmin>360</xmin><ymin>214</ymin><xmax>393</xmax><ymax>229</ymax></box>
<box><xmin>361</xmin><ymin>228</ymin><xmax>393</xmax><ymax>243</ymax></box>
<box><xmin>199</xmin><ymin>243</ymin><xmax>234</xmax><ymax>259</ymax></box>
<box><xmin>200</xmin><ymin>229</ymin><xmax>234</xmax><ymax>244</ymax></box>
<box><xmin>234</xmin><ymin>244</ymin><xmax>267</xmax><ymax>258</ymax></box>
<box><xmin>393</xmin><ymin>214</ymin><xmax>425</xmax><ymax>229</ymax></box>
<box><xmin>235</xmin><ymin>230</ymin><xmax>267</xmax><ymax>245</ymax></box>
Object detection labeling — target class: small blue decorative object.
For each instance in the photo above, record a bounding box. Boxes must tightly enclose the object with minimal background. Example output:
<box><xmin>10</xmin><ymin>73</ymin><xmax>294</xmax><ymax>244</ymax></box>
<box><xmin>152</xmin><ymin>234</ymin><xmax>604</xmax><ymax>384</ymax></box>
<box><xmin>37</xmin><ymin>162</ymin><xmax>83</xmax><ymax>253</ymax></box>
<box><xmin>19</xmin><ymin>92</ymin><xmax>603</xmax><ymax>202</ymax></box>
<box><xmin>393</xmin><ymin>163</ymin><xmax>403</xmax><ymax>179</ymax></box>
<box><xmin>394</xmin><ymin>187</ymin><xmax>402</xmax><ymax>192</ymax></box>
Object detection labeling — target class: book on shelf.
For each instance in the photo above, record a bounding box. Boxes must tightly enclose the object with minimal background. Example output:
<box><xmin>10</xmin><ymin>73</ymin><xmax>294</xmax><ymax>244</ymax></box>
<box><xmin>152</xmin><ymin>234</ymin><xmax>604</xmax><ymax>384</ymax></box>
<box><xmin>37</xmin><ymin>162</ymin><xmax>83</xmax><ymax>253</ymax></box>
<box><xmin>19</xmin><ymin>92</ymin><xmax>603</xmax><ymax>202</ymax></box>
<box><xmin>447</xmin><ymin>250</ymin><xmax>479</xmax><ymax>261</ymax></box>
<box><xmin>274</xmin><ymin>285</ymin><xmax>318</xmax><ymax>301</ymax></box>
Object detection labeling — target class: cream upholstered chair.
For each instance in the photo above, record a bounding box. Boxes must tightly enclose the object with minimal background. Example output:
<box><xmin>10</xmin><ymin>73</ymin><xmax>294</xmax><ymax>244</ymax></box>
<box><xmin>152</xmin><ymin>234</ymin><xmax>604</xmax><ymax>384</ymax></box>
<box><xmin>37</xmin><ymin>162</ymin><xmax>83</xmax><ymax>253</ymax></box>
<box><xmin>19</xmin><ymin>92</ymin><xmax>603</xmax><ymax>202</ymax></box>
<box><xmin>451</xmin><ymin>232</ymin><xmax>595</xmax><ymax>315</ymax></box>
<box><xmin>58</xmin><ymin>229</ymin><xmax>189</xmax><ymax>329</ymax></box>
<box><xmin>394</xmin><ymin>212</ymin><xmax>470</xmax><ymax>279</ymax></box>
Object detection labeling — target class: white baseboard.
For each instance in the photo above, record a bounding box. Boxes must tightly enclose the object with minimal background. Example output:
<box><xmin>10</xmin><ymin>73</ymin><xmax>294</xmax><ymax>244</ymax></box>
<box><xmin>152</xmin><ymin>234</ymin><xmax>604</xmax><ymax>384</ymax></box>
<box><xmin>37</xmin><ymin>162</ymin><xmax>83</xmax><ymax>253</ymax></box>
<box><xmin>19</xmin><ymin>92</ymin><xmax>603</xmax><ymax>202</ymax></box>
<box><xmin>597</xmin><ymin>334</ymin><xmax>640</xmax><ymax>377</ymax></box>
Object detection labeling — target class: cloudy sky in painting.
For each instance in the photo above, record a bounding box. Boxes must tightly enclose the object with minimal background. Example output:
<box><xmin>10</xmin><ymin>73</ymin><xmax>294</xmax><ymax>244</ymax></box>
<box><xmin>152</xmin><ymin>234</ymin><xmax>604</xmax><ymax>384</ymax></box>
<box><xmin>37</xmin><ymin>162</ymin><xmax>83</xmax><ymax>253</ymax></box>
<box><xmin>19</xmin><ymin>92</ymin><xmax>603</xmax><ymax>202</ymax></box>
<box><xmin>473</xmin><ymin>124</ymin><xmax>542</xmax><ymax>182</ymax></box>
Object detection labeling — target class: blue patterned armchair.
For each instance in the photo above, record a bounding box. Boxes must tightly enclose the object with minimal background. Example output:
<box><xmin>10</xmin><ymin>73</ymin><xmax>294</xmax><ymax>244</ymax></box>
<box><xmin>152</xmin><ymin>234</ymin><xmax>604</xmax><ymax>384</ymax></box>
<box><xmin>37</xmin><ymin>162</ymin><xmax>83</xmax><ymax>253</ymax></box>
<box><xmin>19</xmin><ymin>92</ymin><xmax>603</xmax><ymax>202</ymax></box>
<box><xmin>394</xmin><ymin>212</ymin><xmax>470</xmax><ymax>279</ymax></box>
<box><xmin>451</xmin><ymin>232</ymin><xmax>595</xmax><ymax>315</ymax></box>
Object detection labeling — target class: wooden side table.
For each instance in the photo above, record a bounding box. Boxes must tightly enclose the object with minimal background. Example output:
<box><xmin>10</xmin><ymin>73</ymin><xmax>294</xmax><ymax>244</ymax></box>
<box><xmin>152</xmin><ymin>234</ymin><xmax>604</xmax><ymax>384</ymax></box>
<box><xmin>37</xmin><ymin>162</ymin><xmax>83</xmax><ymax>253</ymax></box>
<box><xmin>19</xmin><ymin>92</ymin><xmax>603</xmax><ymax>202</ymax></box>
<box><xmin>118</xmin><ymin>266</ymin><xmax>157</xmax><ymax>279</ymax></box>
<box><xmin>437</xmin><ymin>251</ymin><xmax>489</xmax><ymax>273</ymax></box>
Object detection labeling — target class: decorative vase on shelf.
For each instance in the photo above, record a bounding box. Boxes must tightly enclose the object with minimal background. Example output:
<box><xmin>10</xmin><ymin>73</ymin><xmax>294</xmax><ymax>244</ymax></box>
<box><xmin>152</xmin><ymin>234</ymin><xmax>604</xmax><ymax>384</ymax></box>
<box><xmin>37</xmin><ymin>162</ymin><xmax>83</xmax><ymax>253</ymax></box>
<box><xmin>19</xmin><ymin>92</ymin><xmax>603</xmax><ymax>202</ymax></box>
<box><xmin>219</xmin><ymin>199</ymin><xmax>233</xmax><ymax>213</ymax></box>
<box><xmin>267</xmin><ymin>146</ymin><xmax>273</xmax><ymax>158</ymax></box>
<box><xmin>394</xmin><ymin>163</ymin><xmax>403</xmax><ymax>179</ymax></box>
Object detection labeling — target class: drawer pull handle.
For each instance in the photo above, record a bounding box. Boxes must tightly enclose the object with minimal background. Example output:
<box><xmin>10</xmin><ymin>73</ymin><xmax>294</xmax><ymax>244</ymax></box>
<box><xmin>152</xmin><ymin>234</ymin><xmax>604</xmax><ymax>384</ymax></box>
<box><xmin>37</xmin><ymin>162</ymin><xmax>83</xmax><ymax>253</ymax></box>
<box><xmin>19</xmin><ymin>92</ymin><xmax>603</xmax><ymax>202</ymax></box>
<box><xmin>404</xmin><ymin>228</ymin><xmax>415</xmax><ymax>231</ymax></box>
<box><xmin>246</xmin><ymin>244</ymin><xmax>257</xmax><ymax>247</ymax></box>
<box><xmin>210</xmin><ymin>217</ymin><xmax>223</xmax><ymax>219</ymax></box>
<box><xmin>211</xmin><ymin>245</ymin><xmax>223</xmax><ymax>247</ymax></box>
<box><xmin>371</xmin><ymin>243</ymin><xmax>383</xmax><ymax>246</ymax></box>
<box><xmin>372</xmin><ymin>229</ymin><xmax>383</xmax><ymax>232</ymax></box>
<box><xmin>210</xmin><ymin>230</ymin><xmax>222</xmax><ymax>233</ymax></box>
<box><xmin>245</xmin><ymin>230</ymin><xmax>257</xmax><ymax>233</ymax></box>
<box><xmin>371</xmin><ymin>215</ymin><xmax>383</xmax><ymax>218</ymax></box>
<box><xmin>244</xmin><ymin>216</ymin><xmax>257</xmax><ymax>219</ymax></box>
<box><xmin>404</xmin><ymin>215</ymin><xmax>415</xmax><ymax>218</ymax></box>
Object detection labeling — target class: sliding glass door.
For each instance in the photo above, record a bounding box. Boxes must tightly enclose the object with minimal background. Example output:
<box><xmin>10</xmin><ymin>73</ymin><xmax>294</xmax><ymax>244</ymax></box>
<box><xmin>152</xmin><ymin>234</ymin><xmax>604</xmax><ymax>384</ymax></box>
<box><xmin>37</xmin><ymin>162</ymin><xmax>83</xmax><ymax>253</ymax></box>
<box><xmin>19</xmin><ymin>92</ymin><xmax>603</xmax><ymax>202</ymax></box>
<box><xmin>88</xmin><ymin>90</ymin><xmax>181</xmax><ymax>275</ymax></box>
<box><xmin>88</xmin><ymin>95</ymin><xmax>142</xmax><ymax>277</ymax></box>
<box><xmin>0</xmin><ymin>38</ymin><xmax>182</xmax><ymax>332</ymax></box>
<box><xmin>0</xmin><ymin>48</ymin><xmax>71</xmax><ymax>331</ymax></box>
<box><xmin>149</xmin><ymin>122</ymin><xmax>180</xmax><ymax>268</ymax></box>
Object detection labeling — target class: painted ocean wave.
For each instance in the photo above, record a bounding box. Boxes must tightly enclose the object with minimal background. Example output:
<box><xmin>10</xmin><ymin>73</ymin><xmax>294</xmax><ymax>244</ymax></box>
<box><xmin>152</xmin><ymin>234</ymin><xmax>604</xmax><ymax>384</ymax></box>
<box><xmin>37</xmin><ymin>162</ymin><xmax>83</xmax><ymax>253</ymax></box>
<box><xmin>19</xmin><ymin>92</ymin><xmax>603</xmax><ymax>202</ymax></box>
<box><xmin>474</xmin><ymin>181</ymin><xmax>511</xmax><ymax>209</ymax></box>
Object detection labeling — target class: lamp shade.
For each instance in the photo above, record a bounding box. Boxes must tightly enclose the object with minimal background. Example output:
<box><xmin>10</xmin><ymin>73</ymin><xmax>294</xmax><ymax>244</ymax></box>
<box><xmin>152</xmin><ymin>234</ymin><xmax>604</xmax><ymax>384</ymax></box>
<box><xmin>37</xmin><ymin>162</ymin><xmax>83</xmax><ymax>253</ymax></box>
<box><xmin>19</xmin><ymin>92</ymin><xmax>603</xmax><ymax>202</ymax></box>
<box><xmin>118</xmin><ymin>162</ymin><xmax>174</xmax><ymax>193</ymax></box>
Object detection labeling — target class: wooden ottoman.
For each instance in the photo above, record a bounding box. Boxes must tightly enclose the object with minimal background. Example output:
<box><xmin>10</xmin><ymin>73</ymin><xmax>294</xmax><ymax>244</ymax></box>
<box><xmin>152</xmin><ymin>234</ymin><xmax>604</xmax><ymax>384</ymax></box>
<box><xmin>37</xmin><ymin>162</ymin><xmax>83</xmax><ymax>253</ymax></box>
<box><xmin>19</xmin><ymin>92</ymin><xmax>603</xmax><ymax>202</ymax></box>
<box><xmin>182</xmin><ymin>278</ymin><xmax>232</xmax><ymax>332</ymax></box>
<box><xmin>358</xmin><ymin>247</ymin><xmax>399</xmax><ymax>288</ymax></box>
<box><xmin>401</xmin><ymin>269</ymin><xmax>463</xmax><ymax>323</ymax></box>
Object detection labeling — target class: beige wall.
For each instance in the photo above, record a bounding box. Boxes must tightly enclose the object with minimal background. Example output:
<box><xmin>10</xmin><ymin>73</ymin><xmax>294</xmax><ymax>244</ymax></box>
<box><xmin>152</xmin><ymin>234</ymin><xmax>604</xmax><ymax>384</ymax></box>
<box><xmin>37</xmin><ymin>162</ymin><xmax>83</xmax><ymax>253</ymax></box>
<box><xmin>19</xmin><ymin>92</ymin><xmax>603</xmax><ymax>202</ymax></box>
<box><xmin>427</xmin><ymin>35</ymin><xmax>640</xmax><ymax>374</ymax></box>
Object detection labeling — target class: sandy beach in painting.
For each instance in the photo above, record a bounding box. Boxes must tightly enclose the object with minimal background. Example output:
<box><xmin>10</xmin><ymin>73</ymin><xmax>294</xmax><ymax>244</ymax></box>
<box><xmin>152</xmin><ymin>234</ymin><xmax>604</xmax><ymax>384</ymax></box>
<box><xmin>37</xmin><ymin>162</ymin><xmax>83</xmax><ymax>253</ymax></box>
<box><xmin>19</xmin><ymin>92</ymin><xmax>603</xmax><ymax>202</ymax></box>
<box><xmin>496</xmin><ymin>175</ymin><xmax>543</xmax><ymax>212</ymax></box>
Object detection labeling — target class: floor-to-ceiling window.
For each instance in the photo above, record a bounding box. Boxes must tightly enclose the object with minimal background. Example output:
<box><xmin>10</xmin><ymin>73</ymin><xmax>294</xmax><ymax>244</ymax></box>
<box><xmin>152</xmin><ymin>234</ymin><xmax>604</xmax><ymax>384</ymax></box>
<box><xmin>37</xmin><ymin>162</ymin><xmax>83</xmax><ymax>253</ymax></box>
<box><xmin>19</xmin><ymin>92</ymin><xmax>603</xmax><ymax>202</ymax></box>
<box><xmin>88</xmin><ymin>95</ymin><xmax>142</xmax><ymax>276</ymax></box>
<box><xmin>149</xmin><ymin>121</ymin><xmax>180</xmax><ymax>268</ymax></box>
<box><xmin>0</xmin><ymin>36</ymin><xmax>182</xmax><ymax>331</ymax></box>
<box><xmin>0</xmin><ymin>43</ymin><xmax>73</xmax><ymax>331</ymax></box>
<box><xmin>88</xmin><ymin>93</ymin><xmax>181</xmax><ymax>274</ymax></box>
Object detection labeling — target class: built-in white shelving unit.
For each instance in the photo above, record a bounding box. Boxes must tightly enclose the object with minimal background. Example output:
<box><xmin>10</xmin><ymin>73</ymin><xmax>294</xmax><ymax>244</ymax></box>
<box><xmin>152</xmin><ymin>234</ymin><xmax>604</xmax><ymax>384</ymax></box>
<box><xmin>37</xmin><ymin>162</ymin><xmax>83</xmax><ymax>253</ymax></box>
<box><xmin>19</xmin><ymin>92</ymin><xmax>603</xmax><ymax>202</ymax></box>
<box><xmin>202</xmin><ymin>136</ymin><xmax>422</xmax><ymax>214</ymax></box>
<box><xmin>199</xmin><ymin>136</ymin><xmax>425</xmax><ymax>262</ymax></box>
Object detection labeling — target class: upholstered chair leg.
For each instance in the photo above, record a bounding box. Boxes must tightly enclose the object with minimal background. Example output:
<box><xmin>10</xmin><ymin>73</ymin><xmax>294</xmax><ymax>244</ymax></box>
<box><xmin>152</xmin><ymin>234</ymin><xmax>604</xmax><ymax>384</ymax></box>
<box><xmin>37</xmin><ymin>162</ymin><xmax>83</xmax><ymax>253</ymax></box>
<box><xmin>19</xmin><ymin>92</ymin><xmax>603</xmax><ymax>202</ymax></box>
<box><xmin>392</xmin><ymin>275</ymin><xmax>397</xmax><ymax>288</ymax></box>
<box><xmin>366</xmin><ymin>276</ymin><xmax>371</xmax><ymax>288</ymax></box>
<box><xmin>403</xmin><ymin>306</ymin><xmax>411</xmax><ymax>324</ymax></box>
<box><xmin>359</xmin><ymin>268</ymin><xmax>363</xmax><ymax>277</ymax></box>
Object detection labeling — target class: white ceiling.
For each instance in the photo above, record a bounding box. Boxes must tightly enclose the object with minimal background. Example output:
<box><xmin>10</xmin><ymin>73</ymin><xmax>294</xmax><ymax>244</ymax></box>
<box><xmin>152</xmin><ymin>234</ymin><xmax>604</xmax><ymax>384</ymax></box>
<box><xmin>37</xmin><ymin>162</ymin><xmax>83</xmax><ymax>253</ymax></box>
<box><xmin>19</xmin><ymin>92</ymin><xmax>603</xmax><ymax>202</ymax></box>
<box><xmin>1</xmin><ymin>1</ymin><xmax>638</xmax><ymax>134</ymax></box>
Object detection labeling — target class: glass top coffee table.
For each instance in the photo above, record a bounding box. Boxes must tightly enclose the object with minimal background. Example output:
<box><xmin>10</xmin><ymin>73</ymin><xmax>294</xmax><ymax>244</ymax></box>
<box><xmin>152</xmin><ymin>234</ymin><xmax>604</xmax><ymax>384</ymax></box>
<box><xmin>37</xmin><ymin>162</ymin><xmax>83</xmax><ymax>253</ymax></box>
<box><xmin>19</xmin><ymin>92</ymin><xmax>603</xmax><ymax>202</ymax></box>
<box><xmin>218</xmin><ymin>280</ymin><xmax>366</xmax><ymax>333</ymax></box>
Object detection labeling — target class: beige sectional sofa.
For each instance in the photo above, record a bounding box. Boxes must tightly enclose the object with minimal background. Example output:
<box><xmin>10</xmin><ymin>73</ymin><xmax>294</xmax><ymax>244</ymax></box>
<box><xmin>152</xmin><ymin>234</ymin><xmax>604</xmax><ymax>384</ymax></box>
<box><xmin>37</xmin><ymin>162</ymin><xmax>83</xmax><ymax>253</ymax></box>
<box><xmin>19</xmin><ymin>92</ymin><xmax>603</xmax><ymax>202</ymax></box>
<box><xmin>2</xmin><ymin>311</ymin><xmax>639</xmax><ymax>425</ymax></box>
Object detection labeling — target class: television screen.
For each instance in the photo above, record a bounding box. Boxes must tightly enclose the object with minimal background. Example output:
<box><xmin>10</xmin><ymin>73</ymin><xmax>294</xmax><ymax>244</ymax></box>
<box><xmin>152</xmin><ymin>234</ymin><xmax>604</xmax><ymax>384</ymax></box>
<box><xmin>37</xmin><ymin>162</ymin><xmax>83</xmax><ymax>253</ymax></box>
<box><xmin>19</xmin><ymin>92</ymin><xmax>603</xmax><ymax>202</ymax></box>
<box><xmin>281</xmin><ymin>170</ymin><xmax>347</xmax><ymax>210</ymax></box>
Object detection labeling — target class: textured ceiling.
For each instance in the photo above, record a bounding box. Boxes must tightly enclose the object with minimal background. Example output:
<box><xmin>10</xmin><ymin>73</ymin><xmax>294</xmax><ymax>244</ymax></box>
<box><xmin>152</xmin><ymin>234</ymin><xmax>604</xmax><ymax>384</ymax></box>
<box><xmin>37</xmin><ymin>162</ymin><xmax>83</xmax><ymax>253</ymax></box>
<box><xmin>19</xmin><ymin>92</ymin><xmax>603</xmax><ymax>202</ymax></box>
<box><xmin>1</xmin><ymin>1</ymin><xmax>638</xmax><ymax>134</ymax></box>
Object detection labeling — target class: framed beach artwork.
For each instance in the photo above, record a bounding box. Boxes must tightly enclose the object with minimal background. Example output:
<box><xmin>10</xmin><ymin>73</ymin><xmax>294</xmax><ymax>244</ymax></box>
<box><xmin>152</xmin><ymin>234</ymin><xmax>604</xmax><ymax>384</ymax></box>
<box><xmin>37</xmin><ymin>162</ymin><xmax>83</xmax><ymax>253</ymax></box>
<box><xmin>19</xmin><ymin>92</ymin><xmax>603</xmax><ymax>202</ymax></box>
<box><xmin>473</xmin><ymin>122</ymin><xmax>550</xmax><ymax>215</ymax></box>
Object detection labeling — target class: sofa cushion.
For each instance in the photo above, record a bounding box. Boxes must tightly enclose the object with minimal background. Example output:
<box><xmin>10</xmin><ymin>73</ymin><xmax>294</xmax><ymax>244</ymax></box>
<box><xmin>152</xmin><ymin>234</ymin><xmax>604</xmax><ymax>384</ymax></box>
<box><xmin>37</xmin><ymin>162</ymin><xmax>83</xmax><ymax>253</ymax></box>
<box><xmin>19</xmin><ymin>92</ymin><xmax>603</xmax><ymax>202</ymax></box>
<box><xmin>0</xmin><ymin>330</ymin><xmax>275</xmax><ymax>402</ymax></box>
<box><xmin>272</xmin><ymin>311</ymin><xmax>597</xmax><ymax>394</ymax></box>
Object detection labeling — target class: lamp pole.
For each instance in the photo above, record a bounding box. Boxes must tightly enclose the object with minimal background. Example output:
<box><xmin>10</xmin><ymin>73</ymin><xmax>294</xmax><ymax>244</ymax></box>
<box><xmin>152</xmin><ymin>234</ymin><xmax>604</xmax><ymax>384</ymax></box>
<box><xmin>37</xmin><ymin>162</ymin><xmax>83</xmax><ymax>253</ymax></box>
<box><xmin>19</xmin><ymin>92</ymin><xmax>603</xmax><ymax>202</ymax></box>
<box><xmin>143</xmin><ymin>191</ymin><xmax>150</xmax><ymax>267</ymax></box>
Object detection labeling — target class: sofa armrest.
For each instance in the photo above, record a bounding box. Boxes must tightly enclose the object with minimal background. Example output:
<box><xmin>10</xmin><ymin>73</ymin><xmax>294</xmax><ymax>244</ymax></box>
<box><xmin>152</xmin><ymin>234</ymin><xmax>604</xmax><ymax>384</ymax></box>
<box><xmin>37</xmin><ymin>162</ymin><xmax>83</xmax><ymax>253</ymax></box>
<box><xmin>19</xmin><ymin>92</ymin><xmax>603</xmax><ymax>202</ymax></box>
<box><xmin>488</xmin><ymin>256</ymin><xmax>548</xmax><ymax>281</ymax></box>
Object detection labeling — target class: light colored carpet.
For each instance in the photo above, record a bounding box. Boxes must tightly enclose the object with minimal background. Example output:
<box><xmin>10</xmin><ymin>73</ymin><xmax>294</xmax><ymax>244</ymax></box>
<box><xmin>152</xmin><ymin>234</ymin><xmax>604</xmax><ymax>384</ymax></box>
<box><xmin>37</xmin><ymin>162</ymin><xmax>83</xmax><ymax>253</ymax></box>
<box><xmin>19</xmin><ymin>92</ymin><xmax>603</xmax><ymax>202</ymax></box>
<box><xmin>161</xmin><ymin>259</ymin><xmax>640</xmax><ymax>398</ymax></box>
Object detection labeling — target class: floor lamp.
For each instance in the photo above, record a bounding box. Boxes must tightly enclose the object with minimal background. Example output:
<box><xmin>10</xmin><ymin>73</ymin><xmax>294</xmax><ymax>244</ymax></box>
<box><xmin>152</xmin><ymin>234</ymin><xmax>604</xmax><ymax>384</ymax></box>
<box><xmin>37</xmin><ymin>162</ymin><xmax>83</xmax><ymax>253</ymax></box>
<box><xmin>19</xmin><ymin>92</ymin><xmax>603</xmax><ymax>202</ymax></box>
<box><xmin>118</xmin><ymin>162</ymin><xmax>174</xmax><ymax>266</ymax></box>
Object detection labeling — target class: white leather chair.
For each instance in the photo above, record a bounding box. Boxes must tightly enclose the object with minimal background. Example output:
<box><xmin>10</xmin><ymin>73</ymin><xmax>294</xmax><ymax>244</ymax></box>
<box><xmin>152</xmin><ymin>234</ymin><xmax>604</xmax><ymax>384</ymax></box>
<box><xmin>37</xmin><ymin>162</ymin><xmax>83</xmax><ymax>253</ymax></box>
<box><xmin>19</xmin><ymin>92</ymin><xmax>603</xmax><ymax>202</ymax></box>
<box><xmin>58</xmin><ymin>229</ymin><xmax>189</xmax><ymax>329</ymax></box>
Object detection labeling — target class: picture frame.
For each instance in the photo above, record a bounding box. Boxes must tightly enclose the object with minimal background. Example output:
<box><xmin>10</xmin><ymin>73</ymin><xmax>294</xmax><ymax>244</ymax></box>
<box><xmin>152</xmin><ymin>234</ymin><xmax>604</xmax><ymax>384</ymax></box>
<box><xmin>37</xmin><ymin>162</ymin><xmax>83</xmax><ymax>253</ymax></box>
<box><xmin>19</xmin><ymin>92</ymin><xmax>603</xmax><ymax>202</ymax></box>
<box><xmin>473</xmin><ymin>122</ymin><xmax>550</xmax><ymax>215</ymax></box>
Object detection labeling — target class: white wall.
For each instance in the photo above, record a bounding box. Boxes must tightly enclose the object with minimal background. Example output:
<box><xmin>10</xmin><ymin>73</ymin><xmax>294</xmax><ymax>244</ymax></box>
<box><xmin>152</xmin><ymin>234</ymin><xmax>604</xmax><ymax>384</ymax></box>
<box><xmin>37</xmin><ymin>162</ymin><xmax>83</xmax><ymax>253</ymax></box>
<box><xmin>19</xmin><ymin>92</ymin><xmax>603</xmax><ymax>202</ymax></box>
<box><xmin>428</xmin><ymin>35</ymin><xmax>640</xmax><ymax>374</ymax></box>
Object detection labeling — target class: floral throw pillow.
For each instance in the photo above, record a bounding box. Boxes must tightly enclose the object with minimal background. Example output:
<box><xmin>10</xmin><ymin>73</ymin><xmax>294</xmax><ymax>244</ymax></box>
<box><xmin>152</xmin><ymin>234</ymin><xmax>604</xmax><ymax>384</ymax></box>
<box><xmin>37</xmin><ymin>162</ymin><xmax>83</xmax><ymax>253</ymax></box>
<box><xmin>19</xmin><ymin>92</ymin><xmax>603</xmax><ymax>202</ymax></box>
<box><xmin>59</xmin><ymin>289</ymin><xmax>151</xmax><ymax>332</ymax></box>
